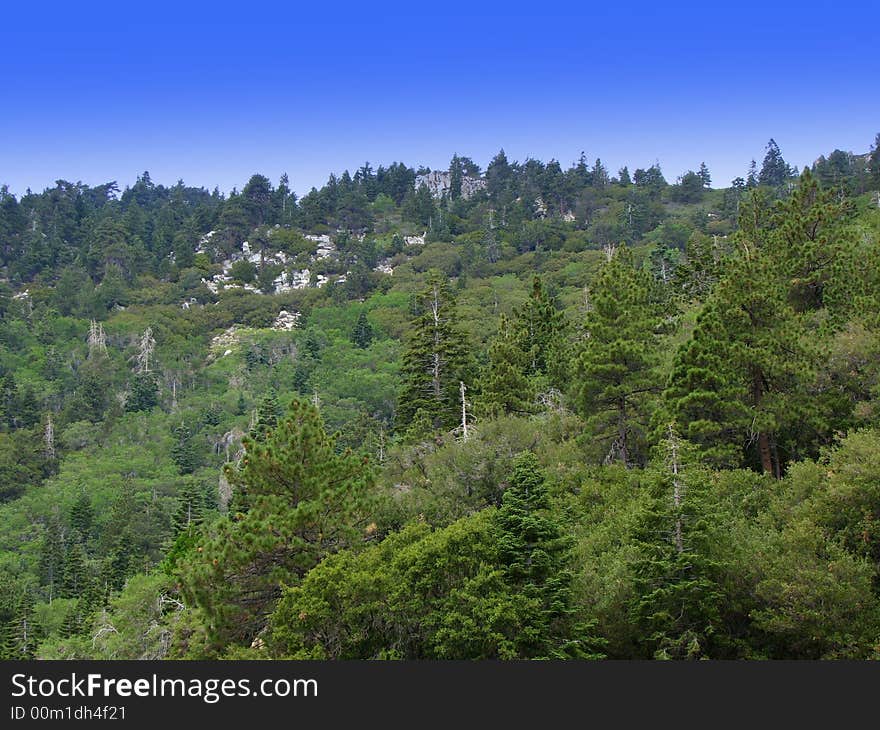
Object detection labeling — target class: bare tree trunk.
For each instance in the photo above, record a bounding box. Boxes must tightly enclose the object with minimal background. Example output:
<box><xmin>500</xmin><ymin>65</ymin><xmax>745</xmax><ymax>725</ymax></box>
<box><xmin>751</xmin><ymin>369</ymin><xmax>776</xmax><ymax>477</ymax></box>
<box><xmin>758</xmin><ymin>433</ymin><xmax>774</xmax><ymax>476</ymax></box>
<box><xmin>618</xmin><ymin>399</ymin><xmax>629</xmax><ymax>468</ymax></box>
<box><xmin>460</xmin><ymin>381</ymin><xmax>469</xmax><ymax>442</ymax></box>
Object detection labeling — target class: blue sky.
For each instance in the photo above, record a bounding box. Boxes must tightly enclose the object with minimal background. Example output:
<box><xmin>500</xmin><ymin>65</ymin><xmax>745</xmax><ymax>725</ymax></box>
<box><xmin>1</xmin><ymin>1</ymin><xmax>877</xmax><ymax>196</ymax></box>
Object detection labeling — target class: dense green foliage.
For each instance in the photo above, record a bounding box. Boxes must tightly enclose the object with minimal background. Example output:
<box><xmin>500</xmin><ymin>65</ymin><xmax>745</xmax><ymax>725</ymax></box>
<box><xmin>3</xmin><ymin>135</ymin><xmax>880</xmax><ymax>659</ymax></box>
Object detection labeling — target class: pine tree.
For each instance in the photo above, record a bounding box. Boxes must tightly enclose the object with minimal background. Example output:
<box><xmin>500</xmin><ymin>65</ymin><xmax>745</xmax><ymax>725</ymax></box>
<box><xmin>661</xmin><ymin>306</ymin><xmax>745</xmax><ymax>468</ymax></box>
<box><xmin>350</xmin><ymin>310</ymin><xmax>374</xmax><ymax>349</ymax></box>
<box><xmin>170</xmin><ymin>423</ymin><xmax>198</xmax><ymax>475</ymax></box>
<box><xmin>664</xmin><ymin>238</ymin><xmax>816</xmax><ymax>476</ymax></box>
<box><xmin>172</xmin><ymin>478</ymin><xmax>206</xmax><ymax>534</ymax></box>
<box><xmin>673</xmin><ymin>232</ymin><xmax>724</xmax><ymax>301</ymax></box>
<box><xmin>449</xmin><ymin>154</ymin><xmax>463</xmax><ymax>201</ymax></box>
<box><xmin>698</xmin><ymin>162</ymin><xmax>712</xmax><ymax>188</ymax></box>
<box><xmin>60</xmin><ymin>602</ymin><xmax>85</xmax><ymax>639</ymax></box>
<box><xmin>107</xmin><ymin>532</ymin><xmax>134</xmax><ymax>592</ymax></box>
<box><xmin>480</xmin><ymin>315</ymin><xmax>534</xmax><ymax>417</ymax></box>
<box><xmin>496</xmin><ymin>452</ymin><xmax>602</xmax><ymax>658</ymax></box>
<box><xmin>397</xmin><ymin>271</ymin><xmax>470</xmax><ymax>432</ymax></box>
<box><xmin>180</xmin><ymin>399</ymin><xmax>376</xmax><ymax>647</ymax></box>
<box><xmin>0</xmin><ymin>586</ymin><xmax>36</xmax><ymax>659</ymax></box>
<box><xmin>762</xmin><ymin>168</ymin><xmax>857</xmax><ymax>319</ymax></box>
<box><xmin>61</xmin><ymin>537</ymin><xmax>89</xmax><ymax>598</ymax></box>
<box><xmin>68</xmin><ymin>492</ymin><xmax>94</xmax><ymax>541</ymax></box>
<box><xmin>576</xmin><ymin>247</ymin><xmax>661</xmax><ymax>467</ymax></box>
<box><xmin>629</xmin><ymin>430</ymin><xmax>729</xmax><ymax>659</ymax></box>
<box><xmin>758</xmin><ymin>139</ymin><xmax>793</xmax><ymax>187</ymax></box>
<box><xmin>746</xmin><ymin>160</ymin><xmax>758</xmax><ymax>188</ymax></box>
<box><xmin>39</xmin><ymin>516</ymin><xmax>66</xmax><ymax>601</ymax></box>
<box><xmin>512</xmin><ymin>276</ymin><xmax>566</xmax><ymax>379</ymax></box>
<box><xmin>126</xmin><ymin>372</ymin><xmax>159</xmax><ymax>412</ymax></box>
<box><xmin>249</xmin><ymin>391</ymin><xmax>281</xmax><ymax>441</ymax></box>
<box><xmin>869</xmin><ymin>132</ymin><xmax>880</xmax><ymax>188</ymax></box>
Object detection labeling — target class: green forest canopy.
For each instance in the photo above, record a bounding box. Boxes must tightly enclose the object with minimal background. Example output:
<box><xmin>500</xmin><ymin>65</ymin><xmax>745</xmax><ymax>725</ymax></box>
<box><xmin>2</xmin><ymin>135</ymin><xmax>880</xmax><ymax>659</ymax></box>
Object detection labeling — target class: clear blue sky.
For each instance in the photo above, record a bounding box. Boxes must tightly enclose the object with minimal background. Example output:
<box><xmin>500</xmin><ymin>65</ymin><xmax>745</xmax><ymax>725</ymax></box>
<box><xmin>1</xmin><ymin>1</ymin><xmax>877</xmax><ymax>196</ymax></box>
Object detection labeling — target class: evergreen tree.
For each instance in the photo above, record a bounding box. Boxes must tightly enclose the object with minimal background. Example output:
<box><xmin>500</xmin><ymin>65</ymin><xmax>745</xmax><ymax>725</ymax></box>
<box><xmin>629</xmin><ymin>431</ymin><xmax>728</xmax><ymax>659</ymax></box>
<box><xmin>673</xmin><ymin>232</ymin><xmax>724</xmax><ymax>301</ymax></box>
<box><xmin>68</xmin><ymin>492</ymin><xmax>94</xmax><ymax>541</ymax></box>
<box><xmin>0</xmin><ymin>586</ymin><xmax>36</xmax><ymax>659</ymax></box>
<box><xmin>61</xmin><ymin>537</ymin><xmax>89</xmax><ymax>598</ymax></box>
<box><xmin>496</xmin><ymin>453</ymin><xmax>601</xmax><ymax>658</ymax></box>
<box><xmin>403</xmin><ymin>183</ymin><xmax>436</xmax><ymax>226</ymax></box>
<box><xmin>107</xmin><ymin>532</ymin><xmax>134</xmax><ymax>592</ymax></box>
<box><xmin>869</xmin><ymin>132</ymin><xmax>880</xmax><ymax>188</ymax></box>
<box><xmin>761</xmin><ymin>169</ymin><xmax>857</xmax><ymax>319</ymax></box>
<box><xmin>398</xmin><ymin>271</ymin><xmax>470</xmax><ymax>432</ymax></box>
<box><xmin>661</xmin><ymin>306</ymin><xmax>745</xmax><ymax>468</ymax></box>
<box><xmin>249</xmin><ymin>391</ymin><xmax>281</xmax><ymax>441</ymax></box>
<box><xmin>576</xmin><ymin>248</ymin><xmax>661</xmax><ymax>467</ymax></box>
<box><xmin>512</xmin><ymin>276</ymin><xmax>566</xmax><ymax>380</ymax></box>
<box><xmin>350</xmin><ymin>311</ymin><xmax>374</xmax><ymax>349</ymax></box>
<box><xmin>758</xmin><ymin>139</ymin><xmax>793</xmax><ymax>187</ymax></box>
<box><xmin>126</xmin><ymin>373</ymin><xmax>159</xmax><ymax>412</ymax></box>
<box><xmin>449</xmin><ymin>154</ymin><xmax>463</xmax><ymax>201</ymax></box>
<box><xmin>665</xmin><ymin>240</ymin><xmax>815</xmax><ymax>476</ymax></box>
<box><xmin>180</xmin><ymin>400</ymin><xmax>376</xmax><ymax>648</ymax></box>
<box><xmin>172</xmin><ymin>479</ymin><xmax>207</xmax><ymax>534</ymax></box>
<box><xmin>39</xmin><ymin>516</ymin><xmax>66</xmax><ymax>601</ymax></box>
<box><xmin>480</xmin><ymin>315</ymin><xmax>534</xmax><ymax>417</ymax></box>
<box><xmin>698</xmin><ymin>162</ymin><xmax>712</xmax><ymax>188</ymax></box>
<box><xmin>746</xmin><ymin>160</ymin><xmax>758</xmax><ymax>188</ymax></box>
<box><xmin>170</xmin><ymin>423</ymin><xmax>198</xmax><ymax>475</ymax></box>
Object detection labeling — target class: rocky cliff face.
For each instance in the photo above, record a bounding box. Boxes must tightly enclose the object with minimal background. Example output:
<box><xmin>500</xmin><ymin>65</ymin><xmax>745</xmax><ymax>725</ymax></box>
<box><xmin>415</xmin><ymin>170</ymin><xmax>487</xmax><ymax>199</ymax></box>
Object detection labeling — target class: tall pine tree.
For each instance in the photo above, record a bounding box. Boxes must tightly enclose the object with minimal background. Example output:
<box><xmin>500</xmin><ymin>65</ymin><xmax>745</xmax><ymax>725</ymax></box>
<box><xmin>576</xmin><ymin>247</ymin><xmax>661</xmax><ymax>467</ymax></box>
<box><xmin>398</xmin><ymin>271</ymin><xmax>470</xmax><ymax>433</ymax></box>
<box><xmin>180</xmin><ymin>400</ymin><xmax>376</xmax><ymax>648</ymax></box>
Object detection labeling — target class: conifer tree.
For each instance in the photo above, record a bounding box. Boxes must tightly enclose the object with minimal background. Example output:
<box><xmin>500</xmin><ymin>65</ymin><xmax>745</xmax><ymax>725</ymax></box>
<box><xmin>480</xmin><ymin>315</ymin><xmax>534</xmax><ymax>417</ymax></box>
<box><xmin>673</xmin><ymin>232</ymin><xmax>725</xmax><ymax>301</ymax></box>
<box><xmin>107</xmin><ymin>532</ymin><xmax>134</xmax><ymax>592</ymax></box>
<box><xmin>665</xmin><ymin>241</ymin><xmax>815</xmax><ymax>476</ymax></box>
<box><xmin>576</xmin><ymin>247</ymin><xmax>661</xmax><ymax>467</ymax></box>
<box><xmin>350</xmin><ymin>310</ymin><xmax>374</xmax><ymax>349</ymax></box>
<box><xmin>68</xmin><ymin>492</ymin><xmax>94</xmax><ymax>542</ymax></box>
<box><xmin>629</xmin><ymin>430</ymin><xmax>728</xmax><ymax>659</ymax></box>
<box><xmin>249</xmin><ymin>391</ymin><xmax>281</xmax><ymax>441</ymax></box>
<box><xmin>496</xmin><ymin>453</ymin><xmax>601</xmax><ymax>658</ymax></box>
<box><xmin>698</xmin><ymin>162</ymin><xmax>712</xmax><ymax>188</ymax></box>
<box><xmin>0</xmin><ymin>586</ymin><xmax>36</xmax><ymax>659</ymax></box>
<box><xmin>398</xmin><ymin>271</ymin><xmax>470</xmax><ymax>432</ymax></box>
<box><xmin>39</xmin><ymin>516</ymin><xmax>66</xmax><ymax>601</ymax></box>
<box><xmin>180</xmin><ymin>400</ymin><xmax>376</xmax><ymax>648</ymax></box>
<box><xmin>449</xmin><ymin>154</ymin><xmax>463</xmax><ymax>201</ymax></box>
<box><xmin>512</xmin><ymin>276</ymin><xmax>566</xmax><ymax>380</ymax></box>
<box><xmin>236</xmin><ymin>392</ymin><xmax>248</xmax><ymax>416</ymax></box>
<box><xmin>869</xmin><ymin>132</ymin><xmax>880</xmax><ymax>188</ymax></box>
<box><xmin>661</xmin><ymin>307</ymin><xmax>745</xmax><ymax>468</ymax></box>
<box><xmin>172</xmin><ymin>479</ymin><xmax>207</xmax><ymax>535</ymax></box>
<box><xmin>758</xmin><ymin>139</ymin><xmax>793</xmax><ymax>187</ymax></box>
<box><xmin>746</xmin><ymin>160</ymin><xmax>758</xmax><ymax>188</ymax></box>
<box><xmin>61</xmin><ymin>537</ymin><xmax>89</xmax><ymax>598</ymax></box>
<box><xmin>760</xmin><ymin>169</ymin><xmax>857</xmax><ymax>319</ymax></box>
<box><xmin>126</xmin><ymin>372</ymin><xmax>159</xmax><ymax>412</ymax></box>
<box><xmin>170</xmin><ymin>423</ymin><xmax>198</xmax><ymax>475</ymax></box>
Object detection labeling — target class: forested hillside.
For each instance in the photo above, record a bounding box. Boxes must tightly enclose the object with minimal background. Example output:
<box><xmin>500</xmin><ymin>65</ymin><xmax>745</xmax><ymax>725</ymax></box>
<box><xmin>2</xmin><ymin>135</ymin><xmax>880</xmax><ymax>659</ymax></box>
